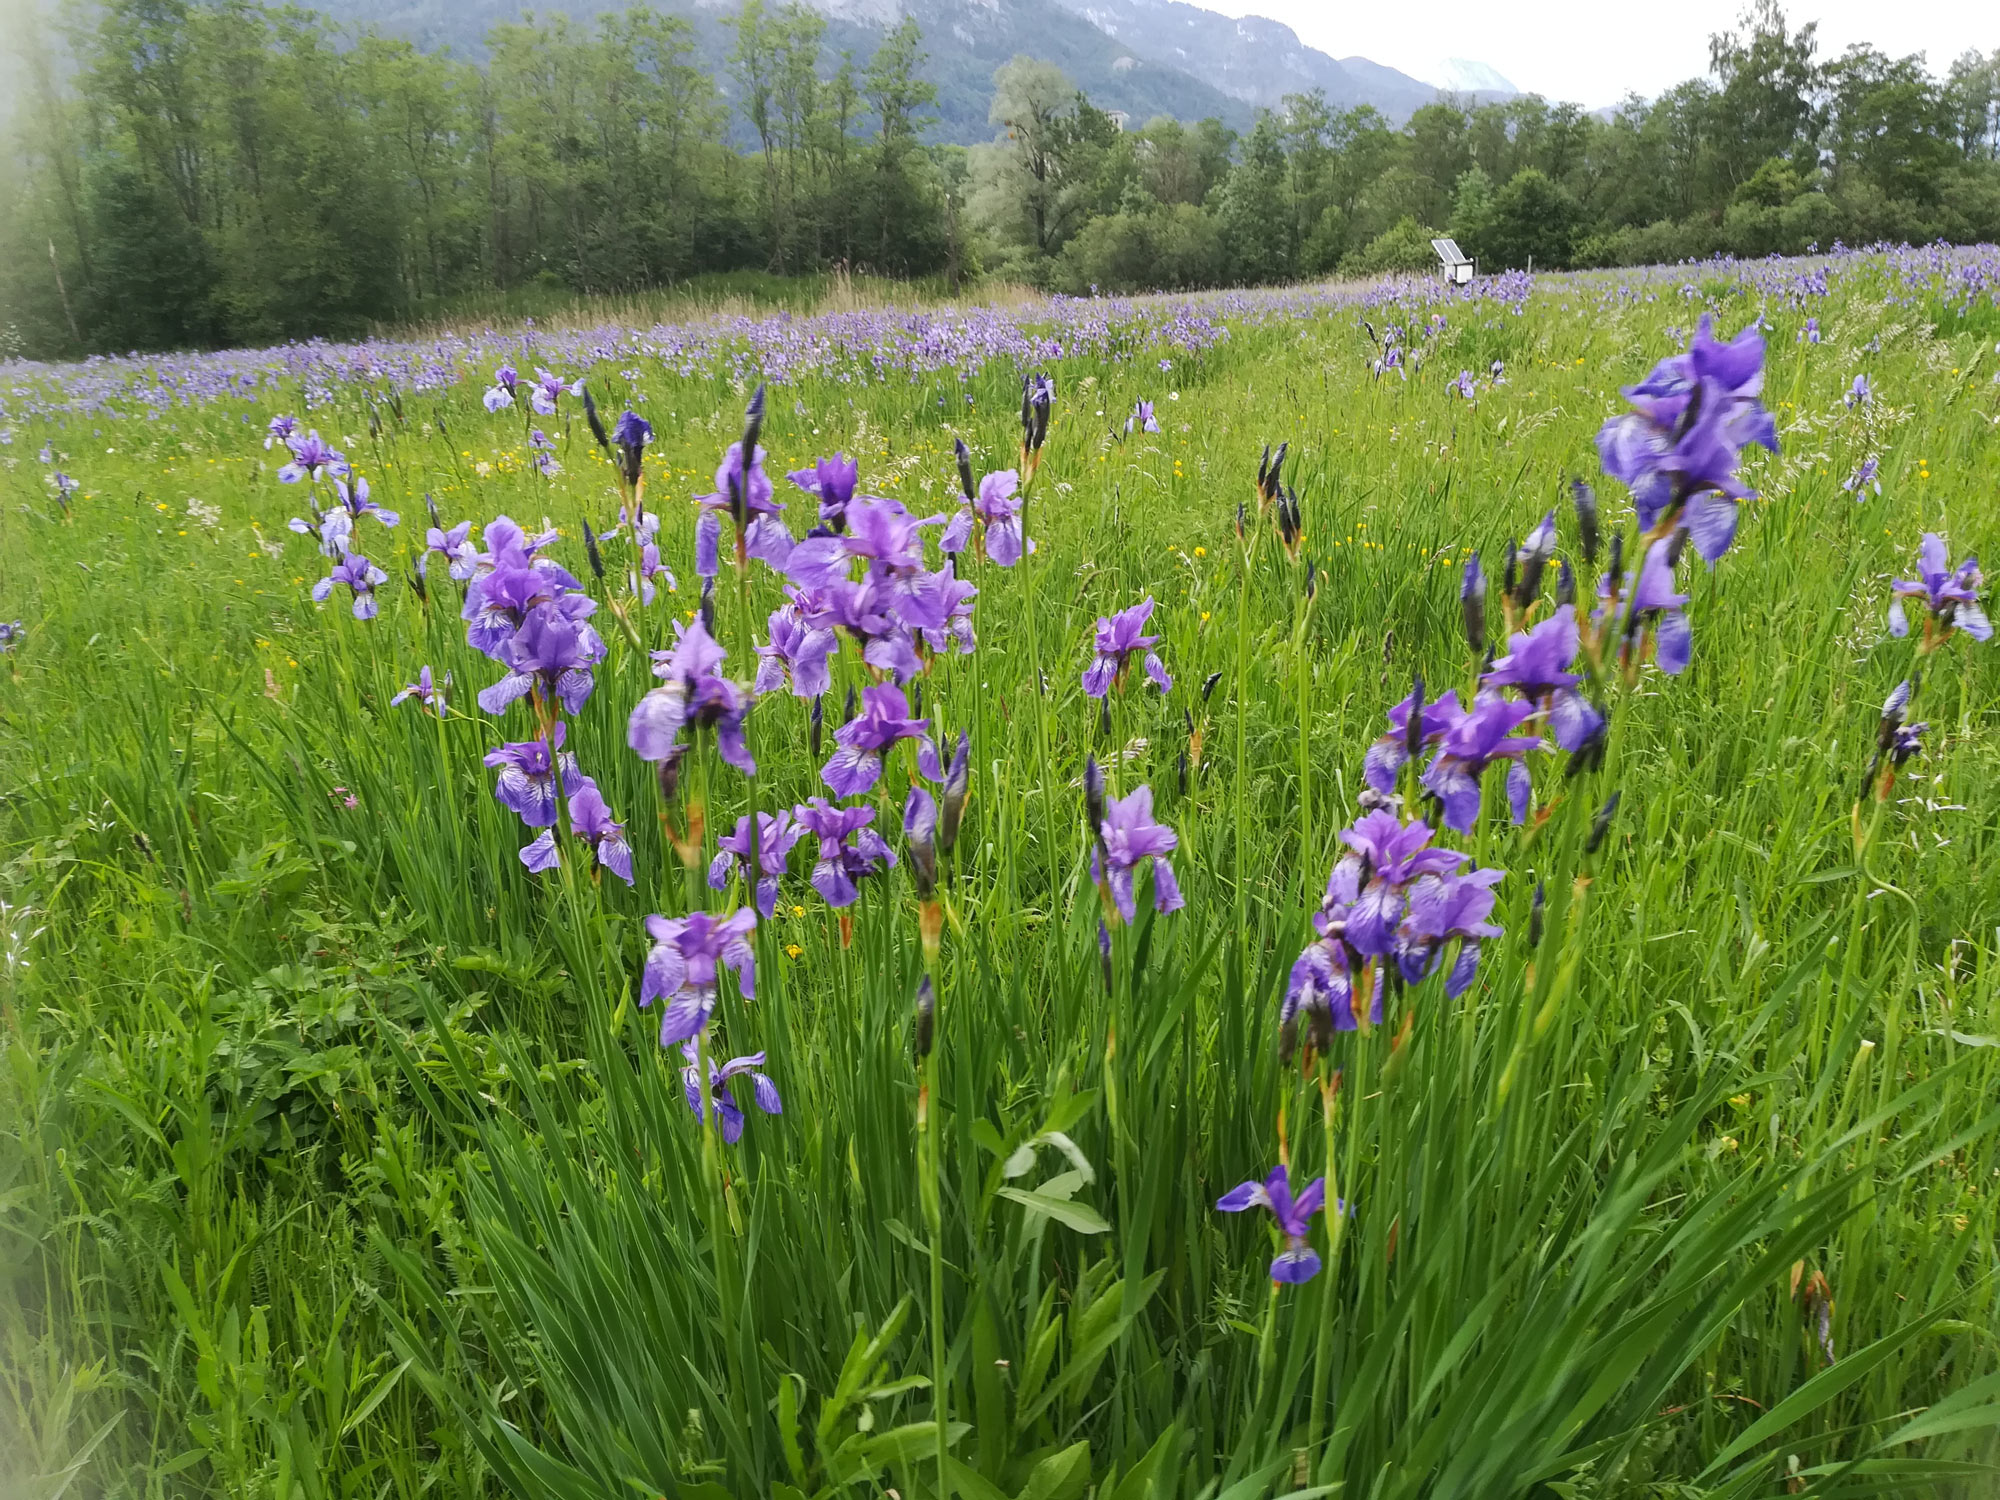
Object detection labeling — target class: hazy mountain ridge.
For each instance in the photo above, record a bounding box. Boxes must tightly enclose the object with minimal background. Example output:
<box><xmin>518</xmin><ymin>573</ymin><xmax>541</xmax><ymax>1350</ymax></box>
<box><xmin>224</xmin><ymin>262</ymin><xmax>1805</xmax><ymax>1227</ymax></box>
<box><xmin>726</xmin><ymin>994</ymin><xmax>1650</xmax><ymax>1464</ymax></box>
<box><xmin>322</xmin><ymin>0</ymin><xmax>1514</xmax><ymax>142</ymax></box>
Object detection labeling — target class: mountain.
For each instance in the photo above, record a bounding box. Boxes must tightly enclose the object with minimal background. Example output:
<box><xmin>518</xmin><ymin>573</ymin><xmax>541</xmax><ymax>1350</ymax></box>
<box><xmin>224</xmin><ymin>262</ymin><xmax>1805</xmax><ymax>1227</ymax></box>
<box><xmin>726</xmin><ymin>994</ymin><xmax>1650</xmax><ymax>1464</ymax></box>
<box><xmin>1431</xmin><ymin>57</ymin><xmax>1518</xmax><ymax>95</ymax></box>
<box><xmin>322</xmin><ymin>0</ymin><xmax>1514</xmax><ymax>142</ymax></box>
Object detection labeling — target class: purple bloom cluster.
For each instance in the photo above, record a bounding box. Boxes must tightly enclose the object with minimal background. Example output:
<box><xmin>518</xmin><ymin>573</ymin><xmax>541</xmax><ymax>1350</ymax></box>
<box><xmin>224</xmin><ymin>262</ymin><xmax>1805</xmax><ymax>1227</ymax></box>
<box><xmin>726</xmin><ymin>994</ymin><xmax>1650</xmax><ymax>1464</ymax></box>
<box><xmin>1888</xmin><ymin>534</ymin><xmax>1990</xmax><ymax>646</ymax></box>
<box><xmin>1285</xmin><ymin>810</ymin><xmax>1504</xmax><ymax>1036</ymax></box>
<box><xmin>629</xmin><ymin>618</ymin><xmax>755</xmax><ymax>776</ymax></box>
<box><xmin>795</xmin><ymin>797</ymin><xmax>898</xmax><ymax>907</ymax></box>
<box><xmin>1595</xmin><ymin>314</ymin><xmax>1778</xmax><ymax>562</ymax></box>
<box><xmin>1216</xmin><ymin>1165</ymin><xmax>1330</xmax><ymax>1283</ymax></box>
<box><xmin>941</xmin><ymin>469</ymin><xmax>1033</xmax><ymax>568</ymax></box>
<box><xmin>679</xmin><ymin>1039</ymin><xmax>782</xmax><ymax>1143</ymax></box>
<box><xmin>1091</xmin><ymin>785</ymin><xmax>1184</xmax><ymax>922</ymax></box>
<box><xmin>1082</xmin><ymin>597</ymin><xmax>1171</xmax><ymax>698</ymax></box>
<box><xmin>641</xmin><ymin>909</ymin><xmax>757</xmax><ymax>1046</ymax></box>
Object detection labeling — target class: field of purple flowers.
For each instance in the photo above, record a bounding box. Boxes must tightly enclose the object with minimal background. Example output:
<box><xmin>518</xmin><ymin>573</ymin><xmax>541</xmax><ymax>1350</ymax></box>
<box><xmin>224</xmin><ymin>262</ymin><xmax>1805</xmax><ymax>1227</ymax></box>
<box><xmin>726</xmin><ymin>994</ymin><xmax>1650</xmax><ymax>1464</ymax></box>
<box><xmin>4</xmin><ymin>246</ymin><xmax>2000</xmax><ymax>1499</ymax></box>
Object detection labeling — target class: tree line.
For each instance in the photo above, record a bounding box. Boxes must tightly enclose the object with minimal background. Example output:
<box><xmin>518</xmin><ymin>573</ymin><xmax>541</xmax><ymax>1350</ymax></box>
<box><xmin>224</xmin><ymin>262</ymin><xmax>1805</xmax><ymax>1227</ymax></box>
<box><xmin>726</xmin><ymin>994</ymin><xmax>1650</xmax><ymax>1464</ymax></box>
<box><xmin>2</xmin><ymin>0</ymin><xmax>1996</xmax><ymax>358</ymax></box>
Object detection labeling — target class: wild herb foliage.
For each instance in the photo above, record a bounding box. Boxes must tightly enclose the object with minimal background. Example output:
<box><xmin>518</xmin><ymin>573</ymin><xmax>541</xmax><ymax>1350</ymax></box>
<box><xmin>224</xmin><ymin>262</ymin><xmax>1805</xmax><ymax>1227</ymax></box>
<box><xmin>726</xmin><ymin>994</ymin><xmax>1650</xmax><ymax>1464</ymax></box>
<box><xmin>3</xmin><ymin>249</ymin><xmax>2000</xmax><ymax>1499</ymax></box>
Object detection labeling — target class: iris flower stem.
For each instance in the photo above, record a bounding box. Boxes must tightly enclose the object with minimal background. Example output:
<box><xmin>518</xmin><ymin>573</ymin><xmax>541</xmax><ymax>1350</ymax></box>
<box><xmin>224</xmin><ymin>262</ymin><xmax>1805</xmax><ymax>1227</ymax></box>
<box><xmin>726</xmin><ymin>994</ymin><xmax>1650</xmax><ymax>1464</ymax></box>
<box><xmin>1254</xmin><ymin>1277</ymin><xmax>1281</xmax><ymax>1420</ymax></box>
<box><xmin>1233</xmin><ymin>525</ymin><xmax>1251</xmax><ymax>990</ymax></box>
<box><xmin>919</xmin><ymin>1037</ymin><xmax>949</xmax><ymax>1500</ymax></box>
<box><xmin>694</xmin><ymin>1026</ymin><xmax>750</xmax><ymax>1461</ymax></box>
<box><xmin>1306</xmin><ymin>1068</ymin><xmax>1341</xmax><ymax>1460</ymax></box>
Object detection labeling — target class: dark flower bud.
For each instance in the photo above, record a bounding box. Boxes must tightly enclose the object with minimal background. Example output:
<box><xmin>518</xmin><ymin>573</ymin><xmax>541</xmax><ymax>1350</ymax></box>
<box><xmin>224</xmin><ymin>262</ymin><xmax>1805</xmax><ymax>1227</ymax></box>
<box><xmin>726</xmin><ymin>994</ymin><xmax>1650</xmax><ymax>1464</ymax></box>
<box><xmin>408</xmin><ymin>562</ymin><xmax>427</xmax><ymax>603</ymax></box>
<box><xmin>582</xmin><ymin>386</ymin><xmax>610</xmax><ymax>453</ymax></box>
<box><xmin>1098</xmin><ymin>695</ymin><xmax>1111</xmax><ymax>739</ymax></box>
<box><xmin>1202</xmin><ymin>670</ymin><xmax>1223</xmax><ymax>703</ymax></box>
<box><xmin>133</xmin><ymin>831</ymin><xmax>154</xmax><ymax>861</ymax></box>
<box><xmin>1039</xmin><ymin>670</ymin><xmax>1049</xmax><ymax>696</ymax></box>
<box><xmin>368</xmin><ymin>404</ymin><xmax>382</xmax><ymax>440</ymax></box>
<box><xmin>1501</xmin><ymin>537</ymin><xmax>1518</xmax><ymax>601</ymax></box>
<box><xmin>699</xmin><ymin>576</ymin><xmax>715</xmax><ymax>633</ymax></box>
<box><xmin>1585</xmin><ymin>789</ymin><xmax>1621</xmax><ymax>855</ymax></box>
<box><xmin>842</xmin><ymin>684</ymin><xmax>857</xmax><ymax>726</ymax></box>
<box><xmin>1555</xmin><ymin>557</ymin><xmax>1576</xmax><ymax>610</ymax></box>
<box><xmin>741</xmin><ymin>383</ymin><xmax>766</xmax><ymax>461</ymax></box>
<box><xmin>1528</xmin><ymin>882</ymin><xmax>1546</xmax><ymax>948</ymax></box>
<box><xmin>913</xmin><ymin>975</ymin><xmax>936</xmax><ymax>1063</ymax></box>
<box><xmin>955</xmin><ymin>437</ymin><xmax>976</xmax><ymax>500</ymax></box>
<box><xmin>939</xmin><ymin>731</ymin><xmax>971</xmax><ymax>853</ymax></box>
<box><xmin>582</xmin><ymin>519</ymin><xmax>605</xmax><ymax>581</ymax></box>
<box><xmin>1279</xmin><ymin>1002</ymin><xmax>1299</xmax><ymax>1067</ymax></box>
<box><xmin>911</xmin><ymin>680</ymin><xmax>923</xmax><ymax>718</ymax></box>
<box><xmin>1571</xmin><ymin>479</ymin><xmax>1600</xmax><ymax>566</ymax></box>
<box><xmin>1404</xmin><ymin>674</ymin><xmax>1426</xmax><ymax>764</ymax></box>
<box><xmin>1256</xmin><ymin>443</ymin><xmax>1271</xmax><ymax>493</ymax></box>
<box><xmin>1516</xmin><ymin>519</ymin><xmax>1554</xmax><ymax>606</ymax></box>
<box><xmin>1304</xmin><ymin>558</ymin><xmax>1316</xmax><ymax>599</ymax></box>
<box><xmin>1234</xmin><ymin>501</ymin><xmax>1246</xmax><ymax>539</ymax></box>
<box><xmin>1363</xmin><ymin>319</ymin><xmax>1378</xmax><ymax>346</ymax></box>
<box><xmin>1565</xmin><ymin>711</ymin><xmax>1608</xmax><ymax>776</ymax></box>
<box><xmin>1663</xmin><ymin>527</ymin><xmax>1689</xmax><ymax>571</ymax></box>
<box><xmin>1098</xmin><ymin>920</ymin><xmax>1114</xmax><ymax>994</ymax></box>
<box><xmin>1083</xmin><ymin>755</ymin><xmax>1105</xmax><ymax>839</ymax></box>
<box><xmin>1878</xmin><ymin>679</ymin><xmax>1911</xmax><ymax>749</ymax></box>
<box><xmin>425</xmin><ymin>492</ymin><xmax>442</xmax><ymax>528</ymax></box>
<box><xmin>433</xmin><ymin>407</ymin><xmax>451</xmax><ymax>441</ymax></box>
<box><xmin>810</xmin><ymin>695</ymin><xmax>825</xmax><ymax>759</ymax></box>
<box><xmin>1460</xmin><ymin>549</ymin><xmax>1487</xmax><ymax>654</ymax></box>
<box><xmin>1303</xmin><ymin>990</ymin><xmax>1335</xmax><ymax>1058</ymax></box>
<box><xmin>1606</xmin><ymin>531</ymin><xmax>1625</xmax><ymax>594</ymax></box>
<box><xmin>1177</xmin><ymin>748</ymin><xmax>1188</xmax><ymax>797</ymax></box>
<box><xmin>657</xmin><ymin>749</ymin><xmax>683</xmax><ymax>803</ymax></box>
<box><xmin>905</xmin><ymin>787</ymin><xmax>938</xmax><ymax>898</ymax></box>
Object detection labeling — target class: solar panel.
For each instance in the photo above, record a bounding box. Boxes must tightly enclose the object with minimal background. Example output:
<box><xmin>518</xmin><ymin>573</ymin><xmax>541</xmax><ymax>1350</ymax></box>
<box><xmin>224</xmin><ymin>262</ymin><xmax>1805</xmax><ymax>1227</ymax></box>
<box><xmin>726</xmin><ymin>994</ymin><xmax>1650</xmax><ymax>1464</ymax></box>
<box><xmin>1432</xmin><ymin>238</ymin><xmax>1466</xmax><ymax>264</ymax></box>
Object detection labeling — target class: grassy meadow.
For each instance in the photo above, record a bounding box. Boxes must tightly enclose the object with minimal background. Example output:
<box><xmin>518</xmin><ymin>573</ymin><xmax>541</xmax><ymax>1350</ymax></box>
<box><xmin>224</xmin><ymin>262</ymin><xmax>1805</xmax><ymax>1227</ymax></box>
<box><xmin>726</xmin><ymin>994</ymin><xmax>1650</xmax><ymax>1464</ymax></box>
<box><xmin>3</xmin><ymin>249</ymin><xmax>2000</xmax><ymax>1500</ymax></box>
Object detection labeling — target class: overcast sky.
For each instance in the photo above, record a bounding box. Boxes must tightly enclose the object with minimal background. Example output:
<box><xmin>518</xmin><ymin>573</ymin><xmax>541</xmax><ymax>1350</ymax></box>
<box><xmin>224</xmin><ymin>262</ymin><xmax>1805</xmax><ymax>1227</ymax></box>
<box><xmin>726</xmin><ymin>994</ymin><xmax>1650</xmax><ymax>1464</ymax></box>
<box><xmin>1198</xmin><ymin>0</ymin><xmax>1994</xmax><ymax>107</ymax></box>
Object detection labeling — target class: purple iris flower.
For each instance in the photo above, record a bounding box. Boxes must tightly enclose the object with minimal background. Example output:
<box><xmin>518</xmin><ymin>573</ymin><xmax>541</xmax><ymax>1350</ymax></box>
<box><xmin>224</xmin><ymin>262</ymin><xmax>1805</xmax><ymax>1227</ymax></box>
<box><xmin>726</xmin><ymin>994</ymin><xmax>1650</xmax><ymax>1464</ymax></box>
<box><xmin>1126</xmin><ymin>400</ymin><xmax>1159</xmax><ymax>434</ymax></box>
<box><xmin>1324</xmin><ymin>809</ymin><xmax>1468</xmax><ymax>960</ymax></box>
<box><xmin>1394</xmin><ymin>868</ymin><xmax>1505</xmax><ymax>997</ymax></box>
<box><xmin>277</xmin><ymin>430</ymin><xmax>345</xmax><ymax>484</ymax></box>
<box><xmin>755</xmin><ymin>598</ymin><xmax>840</xmax><ymax>698</ymax></box>
<box><xmin>482</xmin><ymin>723</ymin><xmax>581</xmax><ymax>828</ymax></box>
<box><xmin>787</xmin><ymin>496</ymin><xmax>945</xmax><ymax>617</ymax></box>
<box><xmin>640</xmin><ymin>909</ymin><xmax>758</xmax><ymax>1046</ymax></box>
<box><xmin>1091</xmin><ymin>785</ymin><xmax>1184</xmax><ymax>922</ymax></box>
<box><xmin>50</xmin><ymin>471</ymin><xmax>79</xmax><ymax>503</ymax></box>
<box><xmin>919</xmin><ymin>562</ymin><xmax>978</xmax><ymax>657</ymax></box>
<box><xmin>823</xmin><ymin>682</ymin><xmax>929</xmax><ymax>797</ymax></box>
<box><xmin>1594</xmin><ymin>314</ymin><xmax>1777</xmax><ymax>562</ymax></box>
<box><xmin>265</xmin><ymin>414</ymin><xmax>297</xmax><ymax>450</ymax></box>
<box><xmin>1083</xmin><ymin>597</ymin><xmax>1171</xmax><ymax>697</ymax></box>
<box><xmin>1450</xmin><ymin>370</ymin><xmax>1477</xmax><ymax>399</ymax></box>
<box><xmin>633</xmin><ymin>541</ymin><xmax>674</xmax><ymax>604</ymax></box>
<box><xmin>1420</xmin><ymin>690</ymin><xmax>1540</xmax><ymax>834</ymax></box>
<box><xmin>1843</xmin><ymin>456</ymin><xmax>1881</xmax><ymax>499</ymax></box>
<box><xmin>312</xmin><ymin>552</ymin><xmax>388</xmax><ymax>620</ymax></box>
<box><xmin>1888</xmin><ymin>534</ymin><xmax>1990</xmax><ymax>644</ymax></box>
<box><xmin>482</xmin><ymin>384</ymin><xmax>513</xmax><ymax>413</ymax></box>
<box><xmin>479</xmin><ymin>601</ymin><xmax>607</xmax><ymax>715</ymax></box>
<box><xmin>328</xmin><ymin>471</ymin><xmax>399</xmax><ymax>528</ymax></box>
<box><xmin>1618</xmin><ymin>539</ymin><xmax>1692</xmax><ymax>675</ymax></box>
<box><xmin>709</xmin><ymin>810</ymin><xmax>805</xmax><ymax>916</ymax></box>
<box><xmin>1216</xmin><ymin>1165</ymin><xmax>1329</xmax><ymax>1284</ymax></box>
<box><xmin>529</xmin><ymin>368</ymin><xmax>570</xmax><ymax>416</ymax></box>
<box><xmin>628</xmin><ymin>618</ymin><xmax>755</xmax><ymax>775</ymax></box>
<box><xmin>788</xmin><ymin>453</ymin><xmax>859</xmax><ymax>532</ymax></box>
<box><xmin>1285</xmin><ymin>935</ymin><xmax>1358</xmax><ymax>1038</ymax></box>
<box><xmin>1363</xmin><ymin>687</ymin><xmax>1462</xmax><ymax>794</ymax></box>
<box><xmin>613</xmin><ymin>411</ymin><xmax>652</xmax><ymax>489</ymax></box>
<box><xmin>390</xmin><ymin>664</ymin><xmax>446</xmax><ymax>710</ymax></box>
<box><xmin>1483</xmin><ymin>605</ymin><xmax>1604</xmax><ymax>752</ymax></box>
<box><xmin>697</xmin><ymin>441</ymin><xmax>792</xmax><ymax>576</ymax></box>
<box><xmin>680</xmin><ymin>1040</ymin><xmax>782</xmax><ymax>1143</ymax></box>
<box><xmin>532</xmin><ymin>777</ymin><xmax>633</xmax><ymax>885</ymax></box>
<box><xmin>463</xmin><ymin>561</ymin><xmax>593</xmax><ymax>660</ymax></box>
<box><xmin>955</xmin><ymin>470</ymin><xmax>1032</xmax><ymax>567</ymax></box>
<box><xmin>427</xmin><ymin>519</ymin><xmax>477</xmax><ymax>580</ymax></box>
<box><xmin>794</xmin><ymin>797</ymin><xmax>898</xmax><ymax>907</ymax></box>
<box><xmin>1845</xmin><ymin>374</ymin><xmax>1872</xmax><ymax>408</ymax></box>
